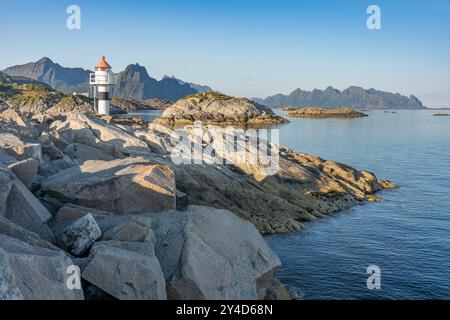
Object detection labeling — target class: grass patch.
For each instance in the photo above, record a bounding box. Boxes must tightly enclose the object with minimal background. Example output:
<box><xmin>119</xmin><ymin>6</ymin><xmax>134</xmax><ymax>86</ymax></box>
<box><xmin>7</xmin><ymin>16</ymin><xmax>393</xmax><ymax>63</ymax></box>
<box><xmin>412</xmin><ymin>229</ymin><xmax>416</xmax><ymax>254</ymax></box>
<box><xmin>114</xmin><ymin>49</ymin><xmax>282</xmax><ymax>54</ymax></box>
<box><xmin>183</xmin><ymin>91</ymin><xmax>232</xmax><ymax>102</ymax></box>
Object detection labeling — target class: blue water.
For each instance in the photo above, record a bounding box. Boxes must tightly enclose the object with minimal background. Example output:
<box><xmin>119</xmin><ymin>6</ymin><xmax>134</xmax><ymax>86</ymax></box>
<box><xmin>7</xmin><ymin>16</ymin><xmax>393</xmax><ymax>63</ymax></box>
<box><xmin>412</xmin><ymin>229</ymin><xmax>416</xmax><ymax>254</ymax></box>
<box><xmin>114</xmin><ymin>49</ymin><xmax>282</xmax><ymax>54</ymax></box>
<box><xmin>265</xmin><ymin>110</ymin><xmax>450</xmax><ymax>300</ymax></box>
<box><xmin>124</xmin><ymin>110</ymin><xmax>163</xmax><ymax>122</ymax></box>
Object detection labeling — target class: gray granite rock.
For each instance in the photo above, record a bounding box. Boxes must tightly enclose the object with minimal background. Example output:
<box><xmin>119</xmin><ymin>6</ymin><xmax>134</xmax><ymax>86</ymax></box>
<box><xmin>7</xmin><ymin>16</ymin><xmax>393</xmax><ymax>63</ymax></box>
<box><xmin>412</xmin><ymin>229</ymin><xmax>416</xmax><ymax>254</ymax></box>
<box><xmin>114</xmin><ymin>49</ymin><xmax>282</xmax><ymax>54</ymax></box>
<box><xmin>41</xmin><ymin>157</ymin><xmax>176</xmax><ymax>215</ymax></box>
<box><xmin>55</xmin><ymin>213</ymin><xmax>101</xmax><ymax>256</ymax></box>
<box><xmin>152</xmin><ymin>205</ymin><xmax>281</xmax><ymax>300</ymax></box>
<box><xmin>0</xmin><ymin>235</ymin><xmax>84</xmax><ymax>300</ymax></box>
<box><xmin>8</xmin><ymin>158</ymin><xmax>39</xmax><ymax>189</ymax></box>
<box><xmin>0</xmin><ymin>250</ymin><xmax>24</xmax><ymax>300</ymax></box>
<box><xmin>0</xmin><ymin>167</ymin><xmax>54</xmax><ymax>242</ymax></box>
<box><xmin>82</xmin><ymin>241</ymin><xmax>166</xmax><ymax>300</ymax></box>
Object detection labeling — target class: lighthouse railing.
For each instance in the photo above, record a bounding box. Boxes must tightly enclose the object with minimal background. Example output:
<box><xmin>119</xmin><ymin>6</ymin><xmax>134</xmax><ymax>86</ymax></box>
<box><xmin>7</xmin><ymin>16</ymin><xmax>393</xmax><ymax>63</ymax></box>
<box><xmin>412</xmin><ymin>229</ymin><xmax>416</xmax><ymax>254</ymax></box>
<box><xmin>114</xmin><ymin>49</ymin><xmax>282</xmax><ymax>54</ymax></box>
<box><xmin>89</xmin><ymin>73</ymin><xmax>117</xmax><ymax>85</ymax></box>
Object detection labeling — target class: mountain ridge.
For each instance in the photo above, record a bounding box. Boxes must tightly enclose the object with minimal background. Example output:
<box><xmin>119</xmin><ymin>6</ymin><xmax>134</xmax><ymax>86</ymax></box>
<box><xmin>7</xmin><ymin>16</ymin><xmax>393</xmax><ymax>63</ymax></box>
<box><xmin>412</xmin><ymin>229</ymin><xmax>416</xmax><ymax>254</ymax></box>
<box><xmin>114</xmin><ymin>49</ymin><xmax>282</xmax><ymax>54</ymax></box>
<box><xmin>253</xmin><ymin>86</ymin><xmax>426</xmax><ymax>109</ymax></box>
<box><xmin>162</xmin><ymin>75</ymin><xmax>213</xmax><ymax>93</ymax></box>
<box><xmin>2</xmin><ymin>58</ymin><xmax>212</xmax><ymax>103</ymax></box>
<box><xmin>3</xmin><ymin>57</ymin><xmax>91</xmax><ymax>93</ymax></box>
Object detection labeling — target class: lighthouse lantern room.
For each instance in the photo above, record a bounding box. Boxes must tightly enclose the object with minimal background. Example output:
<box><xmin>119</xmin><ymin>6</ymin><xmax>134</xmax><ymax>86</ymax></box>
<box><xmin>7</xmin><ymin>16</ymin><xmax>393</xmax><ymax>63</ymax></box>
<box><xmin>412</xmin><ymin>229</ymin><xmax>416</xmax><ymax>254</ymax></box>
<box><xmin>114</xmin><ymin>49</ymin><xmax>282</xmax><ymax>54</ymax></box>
<box><xmin>89</xmin><ymin>56</ymin><xmax>116</xmax><ymax>115</ymax></box>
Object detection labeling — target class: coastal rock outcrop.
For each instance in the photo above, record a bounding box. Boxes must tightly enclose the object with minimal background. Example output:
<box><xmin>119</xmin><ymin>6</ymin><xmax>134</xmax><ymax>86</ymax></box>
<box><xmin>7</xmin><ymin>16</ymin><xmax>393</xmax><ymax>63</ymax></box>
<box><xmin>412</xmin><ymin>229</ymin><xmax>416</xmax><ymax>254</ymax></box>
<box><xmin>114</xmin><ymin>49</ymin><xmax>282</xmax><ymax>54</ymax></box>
<box><xmin>40</xmin><ymin>157</ymin><xmax>176</xmax><ymax>215</ymax></box>
<box><xmin>155</xmin><ymin>92</ymin><xmax>288</xmax><ymax>125</ymax></box>
<box><xmin>33</xmin><ymin>112</ymin><xmax>394</xmax><ymax>234</ymax></box>
<box><xmin>147</xmin><ymin>123</ymin><xmax>396</xmax><ymax>233</ymax></box>
<box><xmin>143</xmin><ymin>98</ymin><xmax>171</xmax><ymax>110</ymax></box>
<box><xmin>1</xmin><ymin>83</ymin><xmax>63</xmax><ymax>117</ymax></box>
<box><xmin>44</xmin><ymin>95</ymin><xmax>95</xmax><ymax>116</ymax></box>
<box><xmin>0</xmin><ymin>96</ymin><xmax>397</xmax><ymax>301</ymax></box>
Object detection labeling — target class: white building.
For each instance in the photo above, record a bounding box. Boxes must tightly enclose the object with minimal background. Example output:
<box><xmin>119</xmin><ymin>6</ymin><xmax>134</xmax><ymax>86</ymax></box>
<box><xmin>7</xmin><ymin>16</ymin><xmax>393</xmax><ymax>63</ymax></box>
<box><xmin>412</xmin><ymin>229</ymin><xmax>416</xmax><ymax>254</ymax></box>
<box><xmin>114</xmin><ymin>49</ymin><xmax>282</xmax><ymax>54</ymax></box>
<box><xmin>89</xmin><ymin>56</ymin><xmax>116</xmax><ymax>115</ymax></box>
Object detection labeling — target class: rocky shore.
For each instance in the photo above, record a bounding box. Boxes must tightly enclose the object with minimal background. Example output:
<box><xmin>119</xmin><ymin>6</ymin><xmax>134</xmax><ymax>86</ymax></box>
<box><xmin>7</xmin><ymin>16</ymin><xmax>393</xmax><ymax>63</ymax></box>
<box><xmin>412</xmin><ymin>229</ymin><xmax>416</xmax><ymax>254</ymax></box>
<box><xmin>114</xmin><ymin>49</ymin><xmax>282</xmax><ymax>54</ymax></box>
<box><xmin>287</xmin><ymin>107</ymin><xmax>368</xmax><ymax>118</ymax></box>
<box><xmin>155</xmin><ymin>92</ymin><xmax>288</xmax><ymax>125</ymax></box>
<box><xmin>0</xmin><ymin>76</ymin><xmax>395</xmax><ymax>300</ymax></box>
<box><xmin>111</xmin><ymin>97</ymin><xmax>171</xmax><ymax>112</ymax></box>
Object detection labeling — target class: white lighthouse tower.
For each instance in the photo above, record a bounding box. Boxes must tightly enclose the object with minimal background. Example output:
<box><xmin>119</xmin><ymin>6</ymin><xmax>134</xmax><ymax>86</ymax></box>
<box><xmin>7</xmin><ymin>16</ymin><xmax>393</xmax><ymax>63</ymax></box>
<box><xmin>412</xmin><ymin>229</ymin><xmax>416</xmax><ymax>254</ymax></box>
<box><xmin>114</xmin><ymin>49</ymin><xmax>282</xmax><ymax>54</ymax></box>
<box><xmin>89</xmin><ymin>56</ymin><xmax>116</xmax><ymax>115</ymax></box>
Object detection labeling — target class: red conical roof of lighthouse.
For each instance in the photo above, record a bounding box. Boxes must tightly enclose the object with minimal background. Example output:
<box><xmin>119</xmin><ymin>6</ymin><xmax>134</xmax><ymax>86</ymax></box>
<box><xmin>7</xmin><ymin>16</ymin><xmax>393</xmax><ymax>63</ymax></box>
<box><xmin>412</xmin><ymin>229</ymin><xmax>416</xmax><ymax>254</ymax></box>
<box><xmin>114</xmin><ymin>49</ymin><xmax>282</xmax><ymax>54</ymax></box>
<box><xmin>96</xmin><ymin>56</ymin><xmax>111</xmax><ymax>69</ymax></box>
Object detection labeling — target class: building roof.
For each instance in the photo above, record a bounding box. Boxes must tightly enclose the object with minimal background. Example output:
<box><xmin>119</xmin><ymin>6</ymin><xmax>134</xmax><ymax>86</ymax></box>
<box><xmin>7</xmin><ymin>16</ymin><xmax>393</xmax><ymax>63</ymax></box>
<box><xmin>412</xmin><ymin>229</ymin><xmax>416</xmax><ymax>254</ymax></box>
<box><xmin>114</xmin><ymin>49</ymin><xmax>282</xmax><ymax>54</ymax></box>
<box><xmin>96</xmin><ymin>56</ymin><xmax>111</xmax><ymax>69</ymax></box>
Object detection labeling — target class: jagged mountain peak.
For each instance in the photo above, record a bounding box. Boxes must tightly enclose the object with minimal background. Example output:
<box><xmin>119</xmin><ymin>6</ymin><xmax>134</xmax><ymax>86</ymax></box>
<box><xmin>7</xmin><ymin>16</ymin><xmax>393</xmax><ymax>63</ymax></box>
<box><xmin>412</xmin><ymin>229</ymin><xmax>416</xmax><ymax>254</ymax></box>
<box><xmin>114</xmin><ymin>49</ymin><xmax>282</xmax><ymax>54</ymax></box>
<box><xmin>36</xmin><ymin>57</ymin><xmax>54</xmax><ymax>64</ymax></box>
<box><xmin>2</xmin><ymin>58</ymin><xmax>211</xmax><ymax>102</ymax></box>
<box><xmin>120</xmin><ymin>64</ymin><xmax>153</xmax><ymax>81</ymax></box>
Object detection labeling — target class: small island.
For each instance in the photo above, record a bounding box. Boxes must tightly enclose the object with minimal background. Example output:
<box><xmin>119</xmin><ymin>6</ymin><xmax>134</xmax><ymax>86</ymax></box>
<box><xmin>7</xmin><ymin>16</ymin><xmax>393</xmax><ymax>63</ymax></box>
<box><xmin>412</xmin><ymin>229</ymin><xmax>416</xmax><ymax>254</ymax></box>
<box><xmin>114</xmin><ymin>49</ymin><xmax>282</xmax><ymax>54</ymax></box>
<box><xmin>280</xmin><ymin>106</ymin><xmax>298</xmax><ymax>111</ymax></box>
<box><xmin>155</xmin><ymin>92</ymin><xmax>288</xmax><ymax>125</ymax></box>
<box><xmin>433</xmin><ymin>113</ymin><xmax>449</xmax><ymax>117</ymax></box>
<box><xmin>287</xmin><ymin>107</ymin><xmax>368</xmax><ymax>118</ymax></box>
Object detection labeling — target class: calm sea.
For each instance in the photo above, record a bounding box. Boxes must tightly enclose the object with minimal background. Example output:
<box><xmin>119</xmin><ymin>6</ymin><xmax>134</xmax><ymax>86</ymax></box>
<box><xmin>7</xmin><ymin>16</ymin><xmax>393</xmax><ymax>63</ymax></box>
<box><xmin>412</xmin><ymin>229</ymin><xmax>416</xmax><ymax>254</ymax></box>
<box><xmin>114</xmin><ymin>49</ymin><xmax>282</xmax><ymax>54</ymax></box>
<box><xmin>265</xmin><ymin>109</ymin><xmax>450</xmax><ymax>300</ymax></box>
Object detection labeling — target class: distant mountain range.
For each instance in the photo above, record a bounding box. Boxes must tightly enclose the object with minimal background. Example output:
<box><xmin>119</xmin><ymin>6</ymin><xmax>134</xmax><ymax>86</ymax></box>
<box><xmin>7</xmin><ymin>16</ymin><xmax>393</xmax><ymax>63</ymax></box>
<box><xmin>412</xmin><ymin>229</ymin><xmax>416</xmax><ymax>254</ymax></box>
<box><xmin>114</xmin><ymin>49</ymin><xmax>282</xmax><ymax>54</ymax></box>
<box><xmin>253</xmin><ymin>86</ymin><xmax>426</xmax><ymax>109</ymax></box>
<box><xmin>3</xmin><ymin>57</ymin><xmax>91</xmax><ymax>93</ymax></box>
<box><xmin>2</xmin><ymin>57</ymin><xmax>212</xmax><ymax>102</ymax></box>
<box><xmin>3</xmin><ymin>58</ymin><xmax>426</xmax><ymax>109</ymax></box>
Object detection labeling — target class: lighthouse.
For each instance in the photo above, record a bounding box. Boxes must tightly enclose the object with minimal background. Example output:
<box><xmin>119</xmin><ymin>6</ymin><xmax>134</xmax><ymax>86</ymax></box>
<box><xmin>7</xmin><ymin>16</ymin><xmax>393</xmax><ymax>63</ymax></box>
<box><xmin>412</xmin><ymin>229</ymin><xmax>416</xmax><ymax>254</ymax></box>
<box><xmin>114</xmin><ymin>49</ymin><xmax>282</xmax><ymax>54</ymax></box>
<box><xmin>89</xmin><ymin>56</ymin><xmax>116</xmax><ymax>115</ymax></box>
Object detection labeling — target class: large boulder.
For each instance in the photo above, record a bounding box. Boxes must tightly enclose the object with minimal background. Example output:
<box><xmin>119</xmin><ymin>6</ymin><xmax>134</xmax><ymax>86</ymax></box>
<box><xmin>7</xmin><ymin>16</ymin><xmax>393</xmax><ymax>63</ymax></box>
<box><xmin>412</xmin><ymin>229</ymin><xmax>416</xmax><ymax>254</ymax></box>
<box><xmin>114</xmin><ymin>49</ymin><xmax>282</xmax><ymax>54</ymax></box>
<box><xmin>0</xmin><ymin>133</ymin><xmax>26</xmax><ymax>159</ymax></box>
<box><xmin>0</xmin><ymin>148</ymin><xmax>16</xmax><ymax>165</ymax></box>
<box><xmin>0</xmin><ymin>108</ymin><xmax>38</xmax><ymax>143</ymax></box>
<box><xmin>0</xmin><ymin>250</ymin><xmax>24</xmax><ymax>300</ymax></box>
<box><xmin>0</xmin><ymin>216</ymin><xmax>58</xmax><ymax>251</ymax></box>
<box><xmin>68</xmin><ymin>143</ymin><xmax>114</xmax><ymax>163</ymax></box>
<box><xmin>82</xmin><ymin>216</ymin><xmax>167</xmax><ymax>301</ymax></box>
<box><xmin>0</xmin><ymin>167</ymin><xmax>54</xmax><ymax>241</ymax></box>
<box><xmin>97</xmin><ymin>215</ymin><xmax>158</xmax><ymax>257</ymax></box>
<box><xmin>0</xmin><ymin>235</ymin><xmax>84</xmax><ymax>300</ymax></box>
<box><xmin>40</xmin><ymin>157</ymin><xmax>176</xmax><ymax>215</ymax></box>
<box><xmin>1</xmin><ymin>108</ymin><xmax>29</xmax><ymax>127</ymax></box>
<box><xmin>152</xmin><ymin>205</ymin><xmax>281</xmax><ymax>300</ymax></box>
<box><xmin>55</xmin><ymin>214</ymin><xmax>102</xmax><ymax>256</ymax></box>
<box><xmin>101</xmin><ymin>215</ymin><xmax>155</xmax><ymax>244</ymax></box>
<box><xmin>8</xmin><ymin>158</ymin><xmax>39</xmax><ymax>188</ymax></box>
<box><xmin>0</xmin><ymin>133</ymin><xmax>42</xmax><ymax>162</ymax></box>
<box><xmin>155</xmin><ymin>92</ymin><xmax>288</xmax><ymax>125</ymax></box>
<box><xmin>83</xmin><ymin>242</ymin><xmax>166</xmax><ymax>300</ymax></box>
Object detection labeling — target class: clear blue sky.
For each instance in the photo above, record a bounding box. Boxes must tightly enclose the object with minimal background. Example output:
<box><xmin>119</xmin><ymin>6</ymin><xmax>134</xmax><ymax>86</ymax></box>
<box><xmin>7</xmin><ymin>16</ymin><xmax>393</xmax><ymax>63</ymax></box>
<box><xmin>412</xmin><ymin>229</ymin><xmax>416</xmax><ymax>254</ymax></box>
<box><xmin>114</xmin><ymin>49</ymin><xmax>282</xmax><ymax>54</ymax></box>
<box><xmin>1</xmin><ymin>0</ymin><xmax>449</xmax><ymax>107</ymax></box>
